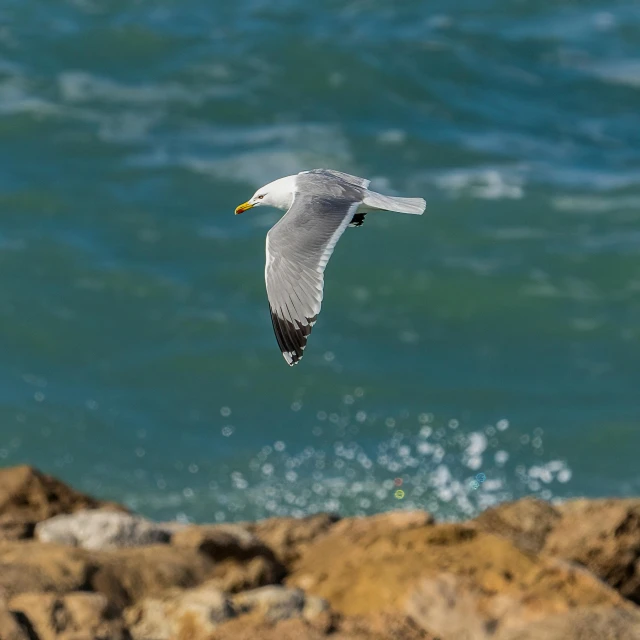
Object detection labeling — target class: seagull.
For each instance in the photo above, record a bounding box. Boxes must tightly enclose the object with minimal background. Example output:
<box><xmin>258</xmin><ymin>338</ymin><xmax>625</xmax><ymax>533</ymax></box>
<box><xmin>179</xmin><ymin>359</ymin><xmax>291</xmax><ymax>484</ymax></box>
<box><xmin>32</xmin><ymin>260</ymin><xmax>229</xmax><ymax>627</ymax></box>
<box><xmin>235</xmin><ymin>169</ymin><xmax>426</xmax><ymax>366</ymax></box>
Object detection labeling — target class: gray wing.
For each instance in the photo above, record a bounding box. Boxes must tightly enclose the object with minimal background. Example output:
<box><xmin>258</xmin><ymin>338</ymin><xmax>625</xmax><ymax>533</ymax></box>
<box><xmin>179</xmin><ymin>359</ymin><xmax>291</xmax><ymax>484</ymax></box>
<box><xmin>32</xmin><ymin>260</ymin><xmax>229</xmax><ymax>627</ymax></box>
<box><xmin>302</xmin><ymin>168</ymin><xmax>371</xmax><ymax>190</ymax></box>
<box><xmin>265</xmin><ymin>172</ymin><xmax>366</xmax><ymax>365</ymax></box>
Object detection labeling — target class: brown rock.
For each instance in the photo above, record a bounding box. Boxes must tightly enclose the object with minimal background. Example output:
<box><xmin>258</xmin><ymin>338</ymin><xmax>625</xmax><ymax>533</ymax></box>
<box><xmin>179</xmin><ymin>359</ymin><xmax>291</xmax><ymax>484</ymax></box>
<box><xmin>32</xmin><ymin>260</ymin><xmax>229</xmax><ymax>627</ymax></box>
<box><xmin>0</xmin><ymin>542</ymin><xmax>94</xmax><ymax>599</ymax></box>
<box><xmin>9</xmin><ymin>592</ymin><xmax>128</xmax><ymax>640</ymax></box>
<box><xmin>125</xmin><ymin>585</ymin><xmax>233</xmax><ymax>640</ymax></box>
<box><xmin>473</xmin><ymin>497</ymin><xmax>561</xmax><ymax>554</ymax></box>
<box><xmin>497</xmin><ymin>606</ymin><xmax>640</xmax><ymax>640</ymax></box>
<box><xmin>288</xmin><ymin>514</ymin><xmax>628</xmax><ymax>632</ymax></box>
<box><xmin>0</xmin><ymin>465</ymin><xmax>125</xmax><ymax>521</ymax></box>
<box><xmin>246</xmin><ymin>513</ymin><xmax>340</xmax><ymax>567</ymax></box>
<box><xmin>0</xmin><ymin>466</ymin><xmax>126</xmax><ymax>541</ymax></box>
<box><xmin>543</xmin><ymin>498</ymin><xmax>640</xmax><ymax>604</ymax></box>
<box><xmin>212</xmin><ymin>612</ymin><xmax>432</xmax><ymax>640</ymax></box>
<box><xmin>0</xmin><ymin>599</ymin><xmax>29</xmax><ymax>640</ymax></box>
<box><xmin>93</xmin><ymin>545</ymin><xmax>215</xmax><ymax>606</ymax></box>
<box><xmin>329</xmin><ymin>510</ymin><xmax>434</xmax><ymax>541</ymax></box>
<box><xmin>232</xmin><ymin>585</ymin><xmax>327</xmax><ymax>622</ymax></box>
<box><xmin>172</xmin><ymin>524</ymin><xmax>286</xmax><ymax>592</ymax></box>
<box><xmin>0</xmin><ymin>541</ymin><xmax>214</xmax><ymax>609</ymax></box>
<box><xmin>0</xmin><ymin>515</ymin><xmax>35</xmax><ymax>542</ymax></box>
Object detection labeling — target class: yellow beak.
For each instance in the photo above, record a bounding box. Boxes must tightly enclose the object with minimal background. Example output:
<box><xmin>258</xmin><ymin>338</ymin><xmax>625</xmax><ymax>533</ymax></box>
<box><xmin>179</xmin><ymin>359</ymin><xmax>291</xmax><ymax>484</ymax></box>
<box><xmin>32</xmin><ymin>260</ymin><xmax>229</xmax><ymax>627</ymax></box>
<box><xmin>234</xmin><ymin>201</ymin><xmax>254</xmax><ymax>215</ymax></box>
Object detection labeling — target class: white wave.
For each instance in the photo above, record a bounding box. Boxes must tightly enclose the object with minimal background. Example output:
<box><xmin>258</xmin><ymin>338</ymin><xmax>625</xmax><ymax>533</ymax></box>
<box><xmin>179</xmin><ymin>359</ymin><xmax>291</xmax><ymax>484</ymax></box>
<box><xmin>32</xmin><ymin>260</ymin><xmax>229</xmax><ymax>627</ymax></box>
<box><xmin>589</xmin><ymin>59</ymin><xmax>640</xmax><ymax>89</ymax></box>
<box><xmin>552</xmin><ymin>195</ymin><xmax>640</xmax><ymax>214</ymax></box>
<box><xmin>429</xmin><ymin>167</ymin><xmax>525</xmax><ymax>200</ymax></box>
<box><xmin>58</xmin><ymin>70</ymin><xmax>234</xmax><ymax>105</ymax></box>
<box><xmin>142</xmin><ymin>123</ymin><xmax>354</xmax><ymax>188</ymax></box>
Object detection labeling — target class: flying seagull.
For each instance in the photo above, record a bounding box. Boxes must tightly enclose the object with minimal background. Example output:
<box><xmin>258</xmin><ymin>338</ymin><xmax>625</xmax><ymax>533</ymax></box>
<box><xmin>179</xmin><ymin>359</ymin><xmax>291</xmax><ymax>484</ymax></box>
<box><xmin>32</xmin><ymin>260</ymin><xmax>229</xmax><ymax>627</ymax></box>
<box><xmin>235</xmin><ymin>169</ymin><xmax>426</xmax><ymax>366</ymax></box>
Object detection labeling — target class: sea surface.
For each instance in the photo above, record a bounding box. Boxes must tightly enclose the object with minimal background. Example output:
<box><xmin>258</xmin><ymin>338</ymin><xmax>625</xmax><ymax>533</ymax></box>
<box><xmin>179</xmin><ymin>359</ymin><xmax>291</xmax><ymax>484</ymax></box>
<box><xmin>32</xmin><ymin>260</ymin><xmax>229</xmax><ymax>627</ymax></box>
<box><xmin>1</xmin><ymin>0</ymin><xmax>639</xmax><ymax>523</ymax></box>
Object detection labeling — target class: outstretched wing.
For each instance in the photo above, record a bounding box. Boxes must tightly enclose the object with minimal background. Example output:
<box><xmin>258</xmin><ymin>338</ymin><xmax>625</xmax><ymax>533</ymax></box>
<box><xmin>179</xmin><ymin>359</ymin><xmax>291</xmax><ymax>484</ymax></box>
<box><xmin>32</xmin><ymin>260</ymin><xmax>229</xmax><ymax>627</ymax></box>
<box><xmin>265</xmin><ymin>173</ymin><xmax>365</xmax><ymax>365</ymax></box>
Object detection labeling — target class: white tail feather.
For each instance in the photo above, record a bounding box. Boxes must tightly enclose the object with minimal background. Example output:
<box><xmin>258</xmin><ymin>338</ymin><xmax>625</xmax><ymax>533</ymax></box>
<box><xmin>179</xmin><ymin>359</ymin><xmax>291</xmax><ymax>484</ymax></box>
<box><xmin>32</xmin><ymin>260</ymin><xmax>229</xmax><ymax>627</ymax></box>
<box><xmin>362</xmin><ymin>191</ymin><xmax>426</xmax><ymax>215</ymax></box>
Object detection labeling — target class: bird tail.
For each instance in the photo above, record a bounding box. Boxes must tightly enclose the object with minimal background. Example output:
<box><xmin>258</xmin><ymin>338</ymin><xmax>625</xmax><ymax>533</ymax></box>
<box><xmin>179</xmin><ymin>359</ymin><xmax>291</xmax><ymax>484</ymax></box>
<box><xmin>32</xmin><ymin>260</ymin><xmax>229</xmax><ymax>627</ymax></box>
<box><xmin>362</xmin><ymin>191</ymin><xmax>426</xmax><ymax>215</ymax></box>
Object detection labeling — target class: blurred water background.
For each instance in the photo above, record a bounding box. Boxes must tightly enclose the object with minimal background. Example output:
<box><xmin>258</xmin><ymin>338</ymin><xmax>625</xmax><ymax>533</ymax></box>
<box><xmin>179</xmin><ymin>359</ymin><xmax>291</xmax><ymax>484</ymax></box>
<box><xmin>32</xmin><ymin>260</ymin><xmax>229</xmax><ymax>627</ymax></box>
<box><xmin>1</xmin><ymin>0</ymin><xmax>639</xmax><ymax>522</ymax></box>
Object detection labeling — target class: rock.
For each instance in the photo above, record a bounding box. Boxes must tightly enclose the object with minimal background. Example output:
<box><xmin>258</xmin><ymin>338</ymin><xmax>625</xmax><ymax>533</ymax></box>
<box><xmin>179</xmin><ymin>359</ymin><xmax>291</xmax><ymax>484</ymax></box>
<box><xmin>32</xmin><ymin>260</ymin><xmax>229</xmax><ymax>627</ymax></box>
<box><xmin>288</xmin><ymin>516</ymin><xmax>627</xmax><ymax>629</ymax></box>
<box><xmin>232</xmin><ymin>585</ymin><xmax>325</xmax><ymax>622</ymax></box>
<box><xmin>543</xmin><ymin>498</ymin><xmax>640</xmax><ymax>604</ymax></box>
<box><xmin>337</xmin><ymin>612</ymin><xmax>435</xmax><ymax>640</ymax></box>
<box><xmin>211</xmin><ymin>618</ymin><xmax>332</xmax><ymax>640</ymax></box>
<box><xmin>0</xmin><ymin>515</ymin><xmax>35</xmax><ymax>542</ymax></box>
<box><xmin>171</xmin><ymin>524</ymin><xmax>258</xmax><ymax>557</ymax></box>
<box><xmin>0</xmin><ymin>466</ymin><xmax>125</xmax><ymax>541</ymax></box>
<box><xmin>473</xmin><ymin>498</ymin><xmax>561</xmax><ymax>554</ymax></box>
<box><xmin>36</xmin><ymin>511</ymin><xmax>172</xmax><ymax>550</ymax></box>
<box><xmin>329</xmin><ymin>510</ymin><xmax>434</xmax><ymax>541</ymax></box>
<box><xmin>0</xmin><ymin>542</ymin><xmax>95</xmax><ymax>599</ymax></box>
<box><xmin>0</xmin><ymin>540</ymin><xmax>214</xmax><ymax>608</ymax></box>
<box><xmin>9</xmin><ymin>592</ymin><xmax>128</xmax><ymax>640</ymax></box>
<box><xmin>247</xmin><ymin>513</ymin><xmax>340</xmax><ymax>567</ymax></box>
<box><xmin>93</xmin><ymin>545</ymin><xmax>215</xmax><ymax>606</ymax></box>
<box><xmin>497</xmin><ymin>606</ymin><xmax>640</xmax><ymax>640</ymax></box>
<box><xmin>125</xmin><ymin>585</ymin><xmax>234</xmax><ymax>640</ymax></box>
<box><xmin>212</xmin><ymin>612</ymin><xmax>433</xmax><ymax>640</ymax></box>
<box><xmin>172</xmin><ymin>524</ymin><xmax>285</xmax><ymax>592</ymax></box>
<box><xmin>0</xmin><ymin>599</ymin><xmax>29</xmax><ymax>640</ymax></box>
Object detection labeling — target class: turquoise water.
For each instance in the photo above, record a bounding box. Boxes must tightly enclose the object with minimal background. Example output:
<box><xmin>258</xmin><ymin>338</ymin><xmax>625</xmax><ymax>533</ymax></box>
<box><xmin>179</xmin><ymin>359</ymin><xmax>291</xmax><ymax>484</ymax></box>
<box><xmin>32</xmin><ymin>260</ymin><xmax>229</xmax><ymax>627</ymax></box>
<box><xmin>1</xmin><ymin>0</ymin><xmax>639</xmax><ymax>522</ymax></box>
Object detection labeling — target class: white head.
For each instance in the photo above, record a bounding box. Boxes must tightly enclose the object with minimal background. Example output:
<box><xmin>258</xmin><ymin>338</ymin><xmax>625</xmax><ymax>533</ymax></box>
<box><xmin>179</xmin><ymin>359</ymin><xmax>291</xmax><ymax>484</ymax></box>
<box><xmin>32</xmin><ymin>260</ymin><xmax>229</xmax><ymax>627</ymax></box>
<box><xmin>235</xmin><ymin>175</ymin><xmax>296</xmax><ymax>215</ymax></box>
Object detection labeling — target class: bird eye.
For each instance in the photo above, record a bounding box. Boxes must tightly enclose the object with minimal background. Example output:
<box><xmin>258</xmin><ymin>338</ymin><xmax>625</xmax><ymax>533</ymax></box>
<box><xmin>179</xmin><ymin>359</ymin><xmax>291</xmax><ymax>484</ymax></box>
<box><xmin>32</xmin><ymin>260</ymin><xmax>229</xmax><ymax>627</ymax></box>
<box><xmin>257</xmin><ymin>195</ymin><xmax>264</xmax><ymax>199</ymax></box>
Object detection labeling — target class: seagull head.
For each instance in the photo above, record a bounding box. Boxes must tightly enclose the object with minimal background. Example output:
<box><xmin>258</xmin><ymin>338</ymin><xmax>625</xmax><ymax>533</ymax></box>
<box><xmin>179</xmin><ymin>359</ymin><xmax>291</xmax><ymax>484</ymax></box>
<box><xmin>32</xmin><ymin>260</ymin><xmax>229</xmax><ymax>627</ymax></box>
<box><xmin>235</xmin><ymin>175</ymin><xmax>296</xmax><ymax>214</ymax></box>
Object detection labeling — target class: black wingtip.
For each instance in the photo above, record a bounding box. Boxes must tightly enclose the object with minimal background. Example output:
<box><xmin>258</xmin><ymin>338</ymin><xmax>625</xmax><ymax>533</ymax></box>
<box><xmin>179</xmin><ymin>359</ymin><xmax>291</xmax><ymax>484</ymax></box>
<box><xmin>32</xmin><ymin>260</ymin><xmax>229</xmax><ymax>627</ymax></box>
<box><xmin>270</xmin><ymin>306</ymin><xmax>316</xmax><ymax>366</ymax></box>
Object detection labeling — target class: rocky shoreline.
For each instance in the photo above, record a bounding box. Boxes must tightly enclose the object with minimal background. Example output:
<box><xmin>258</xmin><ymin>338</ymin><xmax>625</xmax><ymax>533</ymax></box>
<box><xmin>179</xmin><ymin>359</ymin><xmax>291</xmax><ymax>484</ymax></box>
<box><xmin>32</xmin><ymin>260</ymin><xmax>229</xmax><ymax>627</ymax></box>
<box><xmin>0</xmin><ymin>464</ymin><xmax>639</xmax><ymax>639</ymax></box>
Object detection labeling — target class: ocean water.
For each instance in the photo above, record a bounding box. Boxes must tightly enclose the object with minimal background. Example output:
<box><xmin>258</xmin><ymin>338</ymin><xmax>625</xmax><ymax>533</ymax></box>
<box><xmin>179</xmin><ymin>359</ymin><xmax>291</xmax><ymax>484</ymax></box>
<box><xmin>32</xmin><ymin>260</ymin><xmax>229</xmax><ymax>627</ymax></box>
<box><xmin>1</xmin><ymin>0</ymin><xmax>639</xmax><ymax>523</ymax></box>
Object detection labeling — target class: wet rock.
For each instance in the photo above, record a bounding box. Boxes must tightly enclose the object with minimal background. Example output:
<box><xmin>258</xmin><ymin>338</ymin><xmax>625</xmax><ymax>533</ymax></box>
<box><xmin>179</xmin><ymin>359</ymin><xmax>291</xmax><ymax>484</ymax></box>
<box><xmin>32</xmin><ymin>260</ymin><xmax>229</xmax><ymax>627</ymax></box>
<box><xmin>36</xmin><ymin>511</ymin><xmax>172</xmax><ymax>550</ymax></box>
<box><xmin>543</xmin><ymin>498</ymin><xmax>640</xmax><ymax>604</ymax></box>
<box><xmin>9</xmin><ymin>592</ymin><xmax>129</xmax><ymax>640</ymax></box>
<box><xmin>473</xmin><ymin>497</ymin><xmax>561</xmax><ymax>554</ymax></box>
<box><xmin>125</xmin><ymin>585</ymin><xmax>233</xmax><ymax>640</ymax></box>
<box><xmin>172</xmin><ymin>524</ymin><xmax>285</xmax><ymax>592</ymax></box>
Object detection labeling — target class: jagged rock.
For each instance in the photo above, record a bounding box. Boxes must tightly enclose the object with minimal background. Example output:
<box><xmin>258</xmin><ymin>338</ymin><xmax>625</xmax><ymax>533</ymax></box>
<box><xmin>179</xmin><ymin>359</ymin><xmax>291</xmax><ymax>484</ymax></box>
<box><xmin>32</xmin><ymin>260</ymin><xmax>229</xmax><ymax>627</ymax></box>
<box><xmin>0</xmin><ymin>599</ymin><xmax>29</xmax><ymax>640</ymax></box>
<box><xmin>543</xmin><ymin>498</ymin><xmax>640</xmax><ymax>604</ymax></box>
<box><xmin>9</xmin><ymin>592</ymin><xmax>128</xmax><ymax>640</ymax></box>
<box><xmin>36</xmin><ymin>511</ymin><xmax>172</xmax><ymax>550</ymax></box>
<box><xmin>497</xmin><ymin>606</ymin><xmax>640</xmax><ymax>640</ymax></box>
<box><xmin>329</xmin><ymin>510</ymin><xmax>434</xmax><ymax>541</ymax></box>
<box><xmin>232</xmin><ymin>585</ymin><xmax>328</xmax><ymax>622</ymax></box>
<box><xmin>0</xmin><ymin>515</ymin><xmax>35</xmax><ymax>542</ymax></box>
<box><xmin>125</xmin><ymin>585</ymin><xmax>234</xmax><ymax>640</ymax></box>
<box><xmin>0</xmin><ymin>540</ymin><xmax>214</xmax><ymax>607</ymax></box>
<box><xmin>247</xmin><ymin>513</ymin><xmax>340</xmax><ymax>567</ymax></box>
<box><xmin>212</xmin><ymin>612</ymin><xmax>433</xmax><ymax>640</ymax></box>
<box><xmin>0</xmin><ymin>466</ymin><xmax>125</xmax><ymax>542</ymax></box>
<box><xmin>473</xmin><ymin>497</ymin><xmax>561</xmax><ymax>554</ymax></box>
<box><xmin>93</xmin><ymin>545</ymin><xmax>215</xmax><ymax>606</ymax></box>
<box><xmin>288</xmin><ymin>517</ymin><xmax>627</xmax><ymax>630</ymax></box>
<box><xmin>0</xmin><ymin>542</ymin><xmax>95</xmax><ymax>599</ymax></box>
<box><xmin>172</xmin><ymin>524</ymin><xmax>285</xmax><ymax>592</ymax></box>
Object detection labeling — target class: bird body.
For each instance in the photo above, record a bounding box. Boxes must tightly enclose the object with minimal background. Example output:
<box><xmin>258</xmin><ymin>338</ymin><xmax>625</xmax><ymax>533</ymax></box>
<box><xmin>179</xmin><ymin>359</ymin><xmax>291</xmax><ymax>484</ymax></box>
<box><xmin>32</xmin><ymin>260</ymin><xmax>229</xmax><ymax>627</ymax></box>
<box><xmin>235</xmin><ymin>169</ymin><xmax>426</xmax><ymax>366</ymax></box>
